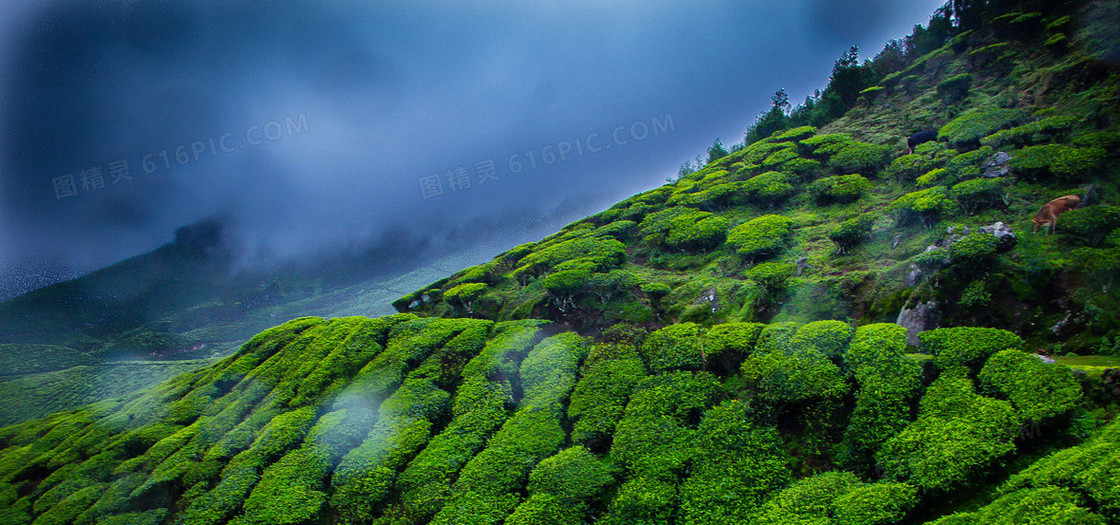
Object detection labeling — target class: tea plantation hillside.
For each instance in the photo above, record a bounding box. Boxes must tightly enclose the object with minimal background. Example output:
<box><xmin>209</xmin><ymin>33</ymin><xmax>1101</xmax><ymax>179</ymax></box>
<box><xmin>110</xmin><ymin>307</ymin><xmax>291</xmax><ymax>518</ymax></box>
<box><xmin>4</xmin><ymin>0</ymin><xmax>1120</xmax><ymax>524</ymax></box>
<box><xmin>1</xmin><ymin>314</ymin><xmax>1117</xmax><ymax>524</ymax></box>
<box><xmin>396</xmin><ymin>0</ymin><xmax>1120</xmax><ymax>355</ymax></box>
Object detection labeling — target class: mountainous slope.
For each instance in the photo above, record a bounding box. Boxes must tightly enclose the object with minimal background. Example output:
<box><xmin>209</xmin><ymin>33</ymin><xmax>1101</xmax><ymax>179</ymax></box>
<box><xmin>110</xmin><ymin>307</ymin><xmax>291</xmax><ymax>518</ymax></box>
<box><xmin>0</xmin><ymin>223</ymin><xmax>514</xmax><ymax>425</ymax></box>
<box><xmin>0</xmin><ymin>315</ymin><xmax>1116</xmax><ymax>524</ymax></box>
<box><xmin>2</xmin><ymin>1</ymin><xmax>1120</xmax><ymax>524</ymax></box>
<box><xmin>396</xmin><ymin>1</ymin><xmax>1120</xmax><ymax>355</ymax></box>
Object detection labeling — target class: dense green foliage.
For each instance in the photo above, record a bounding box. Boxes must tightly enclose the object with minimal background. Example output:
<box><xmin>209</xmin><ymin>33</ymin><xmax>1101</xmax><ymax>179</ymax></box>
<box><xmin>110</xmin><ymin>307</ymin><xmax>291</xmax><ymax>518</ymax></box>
<box><xmin>726</xmin><ymin>214</ymin><xmax>795</xmax><ymax>262</ymax></box>
<box><xmin>5</xmin><ymin>2</ymin><xmax>1120</xmax><ymax>524</ymax></box>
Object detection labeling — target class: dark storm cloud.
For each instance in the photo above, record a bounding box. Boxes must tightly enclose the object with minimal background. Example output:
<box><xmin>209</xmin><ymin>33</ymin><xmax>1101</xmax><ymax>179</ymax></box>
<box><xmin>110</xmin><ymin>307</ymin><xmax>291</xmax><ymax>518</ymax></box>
<box><xmin>0</xmin><ymin>0</ymin><xmax>946</xmax><ymax>278</ymax></box>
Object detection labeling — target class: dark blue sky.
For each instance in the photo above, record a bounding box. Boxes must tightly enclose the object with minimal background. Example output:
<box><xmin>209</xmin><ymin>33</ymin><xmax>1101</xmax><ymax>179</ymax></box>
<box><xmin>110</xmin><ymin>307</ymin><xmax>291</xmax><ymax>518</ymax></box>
<box><xmin>0</xmin><ymin>0</ymin><xmax>946</xmax><ymax>279</ymax></box>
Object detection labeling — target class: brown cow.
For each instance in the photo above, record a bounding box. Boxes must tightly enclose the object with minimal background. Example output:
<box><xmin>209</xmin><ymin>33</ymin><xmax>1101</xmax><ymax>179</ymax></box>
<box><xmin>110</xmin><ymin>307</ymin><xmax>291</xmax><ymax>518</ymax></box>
<box><xmin>1032</xmin><ymin>195</ymin><xmax>1081</xmax><ymax>234</ymax></box>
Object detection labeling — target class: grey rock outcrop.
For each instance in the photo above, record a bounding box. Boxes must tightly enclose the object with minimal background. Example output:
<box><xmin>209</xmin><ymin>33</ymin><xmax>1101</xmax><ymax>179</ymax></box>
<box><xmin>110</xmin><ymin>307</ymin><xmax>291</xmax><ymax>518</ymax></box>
<box><xmin>982</xmin><ymin>151</ymin><xmax>1011</xmax><ymax>178</ymax></box>
<box><xmin>978</xmin><ymin>221</ymin><xmax>1016</xmax><ymax>252</ymax></box>
<box><xmin>897</xmin><ymin>301</ymin><xmax>941</xmax><ymax>346</ymax></box>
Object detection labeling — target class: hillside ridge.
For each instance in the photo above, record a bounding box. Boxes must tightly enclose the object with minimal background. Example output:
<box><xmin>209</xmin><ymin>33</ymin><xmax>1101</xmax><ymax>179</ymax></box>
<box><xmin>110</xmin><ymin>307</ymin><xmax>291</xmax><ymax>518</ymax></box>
<box><xmin>2</xmin><ymin>1</ymin><xmax>1120</xmax><ymax>524</ymax></box>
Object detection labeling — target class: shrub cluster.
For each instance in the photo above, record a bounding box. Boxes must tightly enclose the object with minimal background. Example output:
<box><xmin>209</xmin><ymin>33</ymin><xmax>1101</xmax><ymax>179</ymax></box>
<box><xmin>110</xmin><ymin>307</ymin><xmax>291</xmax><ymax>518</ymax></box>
<box><xmin>886</xmin><ymin>187</ymin><xmax>951</xmax><ymax>226</ymax></box>
<box><xmin>981</xmin><ymin>115</ymin><xmax>1077</xmax><ymax>148</ymax></box>
<box><xmin>1057</xmin><ymin>205</ymin><xmax>1120</xmax><ymax>247</ymax></box>
<box><xmin>740</xmin><ymin>171</ymin><xmax>795</xmax><ymax>207</ymax></box>
<box><xmin>919</xmin><ymin>326</ymin><xmax>1022</xmax><ymax>370</ymax></box>
<box><xmin>1009</xmin><ymin>144</ymin><xmax>1108</xmax><ymax>181</ymax></box>
<box><xmin>505</xmin><ymin>446</ymin><xmax>615</xmax><ymax>525</ymax></box>
<box><xmin>725</xmin><ymin>215</ymin><xmax>794</xmax><ymax>262</ymax></box>
<box><xmin>431</xmin><ymin>334</ymin><xmax>586</xmax><ymax>524</ymax></box>
<box><xmin>978</xmin><ymin>349</ymin><xmax>1081</xmax><ymax>422</ymax></box>
<box><xmin>939</xmin><ymin>108</ymin><xmax>1026</xmax><ymax>150</ymax></box>
<box><xmin>808</xmin><ymin>174</ymin><xmax>871</xmax><ymax>204</ymax></box>
<box><xmin>950</xmin><ymin>177</ymin><xmax>1009</xmax><ymax>215</ymax></box>
<box><xmin>876</xmin><ymin>370</ymin><xmax>1021</xmax><ymax>492</ymax></box>
<box><xmin>567</xmin><ymin>345</ymin><xmax>646</xmax><ymax>449</ymax></box>
<box><xmin>827</xmin><ymin>142</ymin><xmax>892</xmax><ymax>176</ymax></box>
<box><xmin>678</xmin><ymin>400</ymin><xmax>791</xmax><ymax>524</ymax></box>
<box><xmin>829</xmin><ymin>214</ymin><xmax>876</xmax><ymax>254</ymax></box>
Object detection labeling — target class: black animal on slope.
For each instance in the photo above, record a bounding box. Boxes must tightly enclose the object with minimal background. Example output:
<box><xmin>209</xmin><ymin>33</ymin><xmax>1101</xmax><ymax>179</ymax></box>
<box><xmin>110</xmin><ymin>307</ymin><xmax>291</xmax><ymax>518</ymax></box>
<box><xmin>907</xmin><ymin>130</ymin><xmax>938</xmax><ymax>154</ymax></box>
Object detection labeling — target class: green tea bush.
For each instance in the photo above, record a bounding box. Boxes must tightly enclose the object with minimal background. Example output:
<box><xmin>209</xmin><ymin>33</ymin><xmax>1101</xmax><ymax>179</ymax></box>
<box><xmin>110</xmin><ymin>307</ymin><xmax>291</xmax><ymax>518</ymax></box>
<box><xmin>592</xmin><ymin>220</ymin><xmax>637</xmax><ymax>240</ymax></box>
<box><xmin>30</xmin><ymin>483</ymin><xmax>106</xmax><ymax>525</ymax></box>
<box><xmin>842</xmin><ymin>324</ymin><xmax>921</xmax><ymax>468</ymax></box>
<box><xmin>951</xmin><ymin>177</ymin><xmax>1009</xmax><ymax>215</ymax></box>
<box><xmin>916</xmin><ymin>167</ymin><xmax>947</xmax><ymax>187</ymax></box>
<box><xmin>706</xmin><ymin>323</ymin><xmax>765</xmax><ymax>373</ymax></box>
<box><xmin>843</xmin><ymin>370</ymin><xmax>922</xmax><ymax>471</ymax></box>
<box><xmin>567</xmin><ymin>345</ymin><xmax>646</xmax><ymax>449</ymax></box>
<box><xmin>832</xmin><ymin>482</ymin><xmax>919</xmax><ymax>525</ymax></box>
<box><xmin>639</xmin><ymin>208</ymin><xmax>703</xmax><ymax>241</ymax></box>
<box><xmin>800</xmin><ymin>133</ymin><xmax>854</xmax><ymax>156</ymax></box>
<box><xmin>938</xmin><ymin>487</ymin><xmax>1106</xmax><ymax>525</ymax></box>
<box><xmin>937</xmin><ymin>73</ymin><xmax>973</xmax><ymax>102</ymax></box>
<box><xmin>391</xmin><ymin>326</ymin><xmax>540</xmax><ymax>521</ymax></box>
<box><xmin>750</xmin><ymin>471</ymin><xmax>860</xmax><ymax>525</ymax></box>
<box><xmin>884</xmin><ymin>154</ymin><xmax>934</xmax><ymax>181</ymax></box>
<box><xmin>939</xmin><ymin>108</ymin><xmax>1026</xmax><ymax>150</ymax></box>
<box><xmin>753</xmin><ymin>322</ymin><xmax>800</xmax><ymax>354</ymax></box>
<box><xmin>431</xmin><ymin>334</ymin><xmax>583</xmax><ymax>525</ymax></box>
<box><xmin>600</xmin><ymin>475</ymin><xmax>676</xmax><ymax>525</ymax></box>
<box><xmin>640</xmin><ymin>323</ymin><xmax>708</xmax><ymax>373</ymax></box>
<box><xmin>678</xmin><ymin>400</ymin><xmax>791</xmax><ymax>525</ymax></box>
<box><xmin>845</xmin><ymin>323</ymin><xmax>909</xmax><ymax>373</ymax></box>
<box><xmin>808</xmin><ymin>174</ymin><xmax>871</xmax><ymax>204</ymax></box>
<box><xmin>450</xmin><ymin>264</ymin><xmax>497</xmax><ymax>286</ymax></box>
<box><xmin>740</xmin><ymin>171</ymin><xmax>795</xmax><ymax>207</ymax></box>
<box><xmin>610</xmin><ymin>371</ymin><xmax>720</xmax><ymax>477</ymax></box>
<box><xmin>241</xmin><ymin>448</ymin><xmax>329</xmax><ymax>525</ymax></box>
<box><xmin>725</xmin><ymin>215</ymin><xmax>794</xmax><ymax>262</ymax></box>
<box><xmin>982</xmin><ymin>115</ymin><xmax>1078</xmax><ymax>148</ymax></box>
<box><xmin>828</xmin><ymin>142</ymin><xmax>892</xmax><ymax>176</ymax></box>
<box><xmin>942</xmin><ymin>145</ymin><xmax>992</xmax><ymax>181</ymax></box>
<box><xmin>741</xmin><ymin>347</ymin><xmax>847</xmax><ymax>405</ymax></box>
<box><xmin>525</xmin><ymin>446</ymin><xmax>614</xmax><ymax>504</ymax></box>
<box><xmin>665</xmin><ymin>214</ymin><xmax>729</xmax><ymax>251</ymax></box>
<box><xmin>740</xmin><ymin>141</ymin><xmax>796</xmax><ymax>165</ymax></box>
<box><xmin>783</xmin><ymin>157</ymin><xmax>823</xmax><ymax>179</ymax></box>
<box><xmin>331</xmin><ymin>395</ymin><xmax>447</xmax><ymax>519</ymax></box>
<box><xmin>886</xmin><ymin>186</ymin><xmax>951</xmax><ymax>226</ymax></box>
<box><xmin>761</xmin><ymin>147</ymin><xmax>800</xmax><ymax>169</ymax></box>
<box><xmin>1057</xmin><ymin>206</ymin><xmax>1120</xmax><ymax>247</ymax></box>
<box><xmin>877</xmin><ymin>371</ymin><xmax>1021</xmax><ymax>492</ymax></box>
<box><xmin>829</xmin><ymin>214</ymin><xmax>875</xmax><ymax>254</ymax></box>
<box><xmin>744</xmin><ymin>262</ymin><xmax>794</xmax><ymax>297</ymax></box>
<box><xmin>506</xmin><ymin>446</ymin><xmax>615</xmax><ymax>525</ymax></box>
<box><xmin>1003</xmin><ymin>418</ymin><xmax>1120</xmax><ymax>515</ymax></box>
<box><xmin>949</xmin><ymin>231</ymin><xmax>1000</xmax><ymax>276</ymax></box>
<box><xmin>1010</xmin><ymin>144</ymin><xmax>1108</xmax><ymax>181</ymax></box>
<box><xmin>920</xmin><ymin>327</ymin><xmax>1022</xmax><ymax>370</ymax></box>
<box><xmin>512</xmin><ymin>237</ymin><xmax>626</xmax><ymax>282</ymax></box>
<box><xmin>1072</xmin><ymin>129</ymin><xmax>1120</xmax><ymax>150</ymax></box>
<box><xmin>773</xmin><ymin>125</ymin><xmax>818</xmax><ymax>142</ymax></box>
<box><xmin>444</xmin><ymin>283</ymin><xmax>488</xmax><ymax>312</ymax></box>
<box><xmin>978</xmin><ymin>349</ymin><xmax>1081</xmax><ymax>421</ymax></box>
<box><xmin>430</xmin><ymin>409</ymin><xmax>566</xmax><ymax>525</ymax></box>
<box><xmin>707</xmin><ymin>322</ymin><xmax>763</xmax><ymax>352</ymax></box>
<box><xmin>791</xmin><ymin>320</ymin><xmax>853</xmax><ymax>360</ymax></box>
